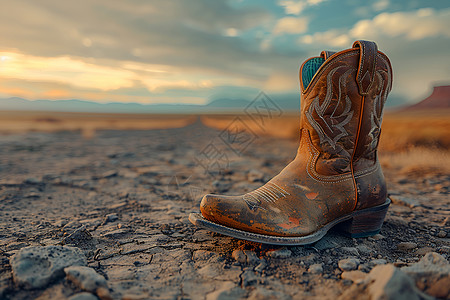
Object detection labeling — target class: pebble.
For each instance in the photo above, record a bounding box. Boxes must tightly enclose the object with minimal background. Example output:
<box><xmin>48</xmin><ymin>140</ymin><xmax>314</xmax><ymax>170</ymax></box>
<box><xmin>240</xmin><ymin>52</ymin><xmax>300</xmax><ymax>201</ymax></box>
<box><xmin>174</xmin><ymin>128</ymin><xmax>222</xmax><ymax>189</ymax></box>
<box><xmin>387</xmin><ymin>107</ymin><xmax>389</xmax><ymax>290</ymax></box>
<box><xmin>369</xmin><ymin>259</ymin><xmax>387</xmax><ymax>266</ymax></box>
<box><xmin>68</xmin><ymin>292</ymin><xmax>99</xmax><ymax>300</ymax></box>
<box><xmin>308</xmin><ymin>263</ymin><xmax>323</xmax><ymax>274</ymax></box>
<box><xmin>24</xmin><ymin>177</ymin><xmax>41</xmax><ymax>184</ymax></box>
<box><xmin>102</xmin><ymin>170</ymin><xmax>118</xmax><ymax>178</ymax></box>
<box><xmin>415</xmin><ymin>247</ymin><xmax>435</xmax><ymax>256</ymax></box>
<box><xmin>266</xmin><ymin>248</ymin><xmax>292</xmax><ymax>259</ymax></box>
<box><xmin>254</xmin><ymin>260</ymin><xmax>267</xmax><ymax>273</ymax></box>
<box><xmin>10</xmin><ymin>245</ymin><xmax>87</xmax><ymax>289</ymax></box>
<box><xmin>402</xmin><ymin>252</ymin><xmax>450</xmax><ymax>299</ymax></box>
<box><xmin>341</xmin><ymin>247</ymin><xmax>359</xmax><ymax>256</ymax></box>
<box><xmin>64</xmin><ymin>266</ymin><xmax>109</xmax><ymax>297</ymax></box>
<box><xmin>244</xmin><ymin>250</ymin><xmax>260</xmax><ymax>264</ymax></box>
<box><xmin>437</xmin><ymin>230</ymin><xmax>447</xmax><ymax>238</ymax></box>
<box><xmin>232</xmin><ymin>250</ymin><xmax>247</xmax><ymax>264</ymax></box>
<box><xmin>358</xmin><ymin>264</ymin><xmax>426</xmax><ymax>300</ymax></box>
<box><xmin>356</xmin><ymin>245</ymin><xmax>373</xmax><ymax>255</ymax></box>
<box><xmin>338</xmin><ymin>258</ymin><xmax>360</xmax><ymax>271</ymax></box>
<box><xmin>241</xmin><ymin>270</ymin><xmax>259</xmax><ymax>287</ymax></box>
<box><xmin>367</xmin><ymin>234</ymin><xmax>385</xmax><ymax>241</ymax></box>
<box><xmin>105</xmin><ymin>213</ymin><xmax>119</xmax><ymax>223</ymax></box>
<box><xmin>61</xmin><ymin>226</ymin><xmax>94</xmax><ymax>249</ymax></box>
<box><xmin>397</xmin><ymin>242</ymin><xmax>418</xmax><ymax>251</ymax></box>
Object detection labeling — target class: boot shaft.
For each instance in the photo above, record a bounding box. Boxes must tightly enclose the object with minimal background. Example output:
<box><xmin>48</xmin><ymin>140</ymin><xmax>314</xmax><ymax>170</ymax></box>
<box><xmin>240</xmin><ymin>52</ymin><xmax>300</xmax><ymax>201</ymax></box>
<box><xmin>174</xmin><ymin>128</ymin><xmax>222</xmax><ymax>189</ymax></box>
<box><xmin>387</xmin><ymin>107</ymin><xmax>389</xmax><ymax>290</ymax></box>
<box><xmin>299</xmin><ymin>40</ymin><xmax>393</xmax><ymax>176</ymax></box>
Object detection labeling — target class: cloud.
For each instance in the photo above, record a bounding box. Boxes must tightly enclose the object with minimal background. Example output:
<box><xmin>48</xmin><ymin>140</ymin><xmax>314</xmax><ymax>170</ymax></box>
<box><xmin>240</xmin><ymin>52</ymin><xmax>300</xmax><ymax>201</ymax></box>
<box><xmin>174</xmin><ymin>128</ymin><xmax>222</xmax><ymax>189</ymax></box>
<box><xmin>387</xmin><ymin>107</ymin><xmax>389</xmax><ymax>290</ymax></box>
<box><xmin>372</xmin><ymin>0</ymin><xmax>390</xmax><ymax>11</ymax></box>
<box><xmin>351</xmin><ymin>8</ymin><xmax>450</xmax><ymax>40</ymax></box>
<box><xmin>297</xmin><ymin>8</ymin><xmax>450</xmax><ymax>102</ymax></box>
<box><xmin>300</xmin><ymin>30</ymin><xmax>350</xmax><ymax>47</ymax></box>
<box><xmin>273</xmin><ymin>17</ymin><xmax>309</xmax><ymax>35</ymax></box>
<box><xmin>278</xmin><ymin>0</ymin><xmax>327</xmax><ymax>15</ymax></box>
<box><xmin>0</xmin><ymin>0</ymin><xmax>310</xmax><ymax>103</ymax></box>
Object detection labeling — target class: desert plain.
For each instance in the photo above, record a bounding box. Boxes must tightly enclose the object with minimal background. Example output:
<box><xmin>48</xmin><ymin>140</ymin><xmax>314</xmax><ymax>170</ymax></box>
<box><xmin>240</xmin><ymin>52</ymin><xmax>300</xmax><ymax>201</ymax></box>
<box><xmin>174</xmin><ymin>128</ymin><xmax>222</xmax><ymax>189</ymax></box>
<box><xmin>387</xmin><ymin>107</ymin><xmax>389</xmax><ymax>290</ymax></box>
<box><xmin>0</xmin><ymin>109</ymin><xmax>449</xmax><ymax>300</ymax></box>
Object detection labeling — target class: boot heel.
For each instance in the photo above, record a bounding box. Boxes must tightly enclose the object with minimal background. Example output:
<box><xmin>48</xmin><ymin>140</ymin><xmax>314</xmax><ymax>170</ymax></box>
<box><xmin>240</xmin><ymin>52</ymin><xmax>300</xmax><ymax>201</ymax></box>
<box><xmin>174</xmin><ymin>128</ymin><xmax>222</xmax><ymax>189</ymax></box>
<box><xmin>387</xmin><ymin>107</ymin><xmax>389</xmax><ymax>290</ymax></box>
<box><xmin>339</xmin><ymin>198</ymin><xmax>390</xmax><ymax>238</ymax></box>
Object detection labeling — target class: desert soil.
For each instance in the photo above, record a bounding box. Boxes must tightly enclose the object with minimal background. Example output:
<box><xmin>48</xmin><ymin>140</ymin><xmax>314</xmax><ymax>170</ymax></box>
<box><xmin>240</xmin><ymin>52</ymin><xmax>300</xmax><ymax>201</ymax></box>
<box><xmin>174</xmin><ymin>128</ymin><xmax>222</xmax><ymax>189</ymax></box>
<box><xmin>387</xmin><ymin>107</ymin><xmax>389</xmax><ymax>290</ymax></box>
<box><xmin>0</xmin><ymin>119</ymin><xmax>449</xmax><ymax>300</ymax></box>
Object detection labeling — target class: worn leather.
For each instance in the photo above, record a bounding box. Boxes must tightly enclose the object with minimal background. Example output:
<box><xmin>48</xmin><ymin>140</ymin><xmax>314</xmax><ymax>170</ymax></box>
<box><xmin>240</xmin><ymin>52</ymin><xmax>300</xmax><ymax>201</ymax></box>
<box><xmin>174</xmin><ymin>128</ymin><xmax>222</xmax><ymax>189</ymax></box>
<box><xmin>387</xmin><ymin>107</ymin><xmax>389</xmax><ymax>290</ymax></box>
<box><xmin>320</xmin><ymin>50</ymin><xmax>336</xmax><ymax>60</ymax></box>
<box><xmin>200</xmin><ymin>40</ymin><xmax>393</xmax><ymax>237</ymax></box>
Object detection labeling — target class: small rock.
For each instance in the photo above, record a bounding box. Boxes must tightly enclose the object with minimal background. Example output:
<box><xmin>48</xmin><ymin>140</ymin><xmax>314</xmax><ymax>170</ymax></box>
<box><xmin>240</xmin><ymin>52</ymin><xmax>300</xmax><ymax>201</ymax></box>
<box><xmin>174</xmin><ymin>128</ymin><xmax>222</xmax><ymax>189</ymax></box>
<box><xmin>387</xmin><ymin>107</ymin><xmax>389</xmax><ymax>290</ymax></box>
<box><xmin>254</xmin><ymin>260</ymin><xmax>267</xmax><ymax>273</ymax></box>
<box><xmin>24</xmin><ymin>192</ymin><xmax>40</xmax><ymax>198</ymax></box>
<box><xmin>102</xmin><ymin>170</ymin><xmax>117</xmax><ymax>178</ymax></box>
<box><xmin>390</xmin><ymin>195</ymin><xmax>420</xmax><ymax>208</ymax></box>
<box><xmin>241</xmin><ymin>270</ymin><xmax>258</xmax><ymax>287</ymax></box>
<box><xmin>344</xmin><ymin>264</ymin><xmax>432</xmax><ymax>300</ymax></box>
<box><xmin>232</xmin><ymin>250</ymin><xmax>247</xmax><ymax>264</ymax></box>
<box><xmin>341</xmin><ymin>270</ymin><xmax>367</xmax><ymax>283</ymax></box>
<box><xmin>356</xmin><ymin>244</ymin><xmax>373</xmax><ymax>255</ymax></box>
<box><xmin>64</xmin><ymin>266</ymin><xmax>108</xmax><ymax>295</ymax></box>
<box><xmin>338</xmin><ymin>258</ymin><xmax>360</xmax><ymax>271</ymax></box>
<box><xmin>370</xmin><ymin>259</ymin><xmax>387</xmax><ymax>266</ymax></box>
<box><xmin>266</xmin><ymin>248</ymin><xmax>292</xmax><ymax>259</ymax></box>
<box><xmin>402</xmin><ymin>252</ymin><xmax>450</xmax><ymax>299</ymax></box>
<box><xmin>61</xmin><ymin>226</ymin><xmax>94</xmax><ymax>249</ymax></box>
<box><xmin>24</xmin><ymin>177</ymin><xmax>40</xmax><ymax>184</ymax></box>
<box><xmin>368</xmin><ymin>234</ymin><xmax>385</xmax><ymax>241</ymax></box>
<box><xmin>415</xmin><ymin>247</ymin><xmax>435</xmax><ymax>256</ymax></box>
<box><xmin>10</xmin><ymin>246</ymin><xmax>87</xmax><ymax>289</ymax></box>
<box><xmin>105</xmin><ymin>213</ymin><xmax>118</xmax><ymax>223</ymax></box>
<box><xmin>397</xmin><ymin>242</ymin><xmax>418</xmax><ymax>251</ymax></box>
<box><xmin>68</xmin><ymin>293</ymin><xmax>99</xmax><ymax>300</ymax></box>
<box><xmin>244</xmin><ymin>250</ymin><xmax>260</xmax><ymax>264</ymax></box>
<box><xmin>437</xmin><ymin>230</ymin><xmax>447</xmax><ymax>238</ymax></box>
<box><xmin>341</xmin><ymin>247</ymin><xmax>359</xmax><ymax>256</ymax></box>
<box><xmin>308</xmin><ymin>263</ymin><xmax>323</xmax><ymax>274</ymax></box>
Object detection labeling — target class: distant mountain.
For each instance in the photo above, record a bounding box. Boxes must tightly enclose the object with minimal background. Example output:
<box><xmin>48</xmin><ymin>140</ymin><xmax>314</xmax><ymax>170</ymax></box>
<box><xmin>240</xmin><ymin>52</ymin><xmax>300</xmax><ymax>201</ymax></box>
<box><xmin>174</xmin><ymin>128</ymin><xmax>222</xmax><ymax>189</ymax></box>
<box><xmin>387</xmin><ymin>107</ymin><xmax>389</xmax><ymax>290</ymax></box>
<box><xmin>406</xmin><ymin>85</ymin><xmax>450</xmax><ymax>110</ymax></box>
<box><xmin>0</xmin><ymin>95</ymin><xmax>301</xmax><ymax>114</ymax></box>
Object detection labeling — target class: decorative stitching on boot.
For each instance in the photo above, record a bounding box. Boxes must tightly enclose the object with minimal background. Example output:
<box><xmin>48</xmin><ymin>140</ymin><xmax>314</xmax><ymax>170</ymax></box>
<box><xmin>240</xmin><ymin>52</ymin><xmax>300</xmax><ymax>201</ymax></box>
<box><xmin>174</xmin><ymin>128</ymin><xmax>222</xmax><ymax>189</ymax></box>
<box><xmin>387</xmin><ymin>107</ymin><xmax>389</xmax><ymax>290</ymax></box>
<box><xmin>305</xmin><ymin>66</ymin><xmax>356</xmax><ymax>150</ymax></box>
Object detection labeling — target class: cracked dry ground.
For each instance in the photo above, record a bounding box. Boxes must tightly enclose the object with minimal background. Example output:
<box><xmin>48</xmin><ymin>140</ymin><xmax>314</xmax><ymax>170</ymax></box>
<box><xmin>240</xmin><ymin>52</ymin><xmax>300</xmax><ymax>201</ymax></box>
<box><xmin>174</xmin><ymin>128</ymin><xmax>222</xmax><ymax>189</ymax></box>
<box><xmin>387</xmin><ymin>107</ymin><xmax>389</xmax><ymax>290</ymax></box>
<box><xmin>0</xmin><ymin>121</ymin><xmax>449</xmax><ymax>300</ymax></box>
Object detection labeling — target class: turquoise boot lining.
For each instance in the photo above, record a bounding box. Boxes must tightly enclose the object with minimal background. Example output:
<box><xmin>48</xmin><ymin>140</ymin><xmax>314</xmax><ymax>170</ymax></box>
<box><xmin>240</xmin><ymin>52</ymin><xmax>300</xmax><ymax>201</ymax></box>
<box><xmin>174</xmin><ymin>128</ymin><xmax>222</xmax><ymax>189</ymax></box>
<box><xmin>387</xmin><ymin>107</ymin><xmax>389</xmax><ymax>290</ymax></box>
<box><xmin>302</xmin><ymin>57</ymin><xmax>325</xmax><ymax>89</ymax></box>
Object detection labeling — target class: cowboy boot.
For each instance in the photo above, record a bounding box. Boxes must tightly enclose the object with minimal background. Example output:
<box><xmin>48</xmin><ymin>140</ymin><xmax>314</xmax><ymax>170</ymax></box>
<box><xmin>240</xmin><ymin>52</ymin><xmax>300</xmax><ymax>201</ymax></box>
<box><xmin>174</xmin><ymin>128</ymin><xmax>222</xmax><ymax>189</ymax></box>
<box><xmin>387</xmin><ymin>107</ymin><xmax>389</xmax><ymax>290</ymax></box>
<box><xmin>189</xmin><ymin>40</ymin><xmax>393</xmax><ymax>245</ymax></box>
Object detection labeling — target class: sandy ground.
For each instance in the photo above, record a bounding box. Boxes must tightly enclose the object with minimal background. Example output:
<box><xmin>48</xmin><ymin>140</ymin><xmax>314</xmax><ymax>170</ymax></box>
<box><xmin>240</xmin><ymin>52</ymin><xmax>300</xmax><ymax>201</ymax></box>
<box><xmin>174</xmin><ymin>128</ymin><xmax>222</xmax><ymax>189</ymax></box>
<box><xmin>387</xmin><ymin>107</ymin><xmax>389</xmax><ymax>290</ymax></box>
<box><xmin>0</xmin><ymin>118</ymin><xmax>449</xmax><ymax>299</ymax></box>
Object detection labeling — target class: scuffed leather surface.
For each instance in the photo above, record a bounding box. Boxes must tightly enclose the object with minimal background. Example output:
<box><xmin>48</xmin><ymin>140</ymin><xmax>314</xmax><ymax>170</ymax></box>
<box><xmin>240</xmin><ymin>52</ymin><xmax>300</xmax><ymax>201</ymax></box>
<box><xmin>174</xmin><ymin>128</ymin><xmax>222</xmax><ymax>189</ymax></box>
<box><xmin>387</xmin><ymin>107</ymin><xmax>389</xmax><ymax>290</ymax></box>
<box><xmin>200</xmin><ymin>40</ymin><xmax>393</xmax><ymax>237</ymax></box>
<box><xmin>200</xmin><ymin>129</ymin><xmax>355</xmax><ymax>237</ymax></box>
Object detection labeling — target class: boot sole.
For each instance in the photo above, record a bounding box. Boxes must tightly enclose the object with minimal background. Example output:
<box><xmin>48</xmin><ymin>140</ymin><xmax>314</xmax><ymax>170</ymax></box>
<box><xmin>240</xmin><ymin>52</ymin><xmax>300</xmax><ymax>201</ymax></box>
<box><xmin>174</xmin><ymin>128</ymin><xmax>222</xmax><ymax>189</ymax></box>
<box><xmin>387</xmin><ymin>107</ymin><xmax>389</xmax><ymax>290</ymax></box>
<box><xmin>189</xmin><ymin>198</ymin><xmax>390</xmax><ymax>246</ymax></box>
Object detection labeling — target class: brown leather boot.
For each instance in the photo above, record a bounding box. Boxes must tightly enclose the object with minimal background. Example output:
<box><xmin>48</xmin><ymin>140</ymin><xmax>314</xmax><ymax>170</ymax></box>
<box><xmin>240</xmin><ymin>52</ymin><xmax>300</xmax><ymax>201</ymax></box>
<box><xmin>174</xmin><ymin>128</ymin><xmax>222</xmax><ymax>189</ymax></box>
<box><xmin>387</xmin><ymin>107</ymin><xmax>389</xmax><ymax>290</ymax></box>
<box><xmin>189</xmin><ymin>40</ymin><xmax>393</xmax><ymax>245</ymax></box>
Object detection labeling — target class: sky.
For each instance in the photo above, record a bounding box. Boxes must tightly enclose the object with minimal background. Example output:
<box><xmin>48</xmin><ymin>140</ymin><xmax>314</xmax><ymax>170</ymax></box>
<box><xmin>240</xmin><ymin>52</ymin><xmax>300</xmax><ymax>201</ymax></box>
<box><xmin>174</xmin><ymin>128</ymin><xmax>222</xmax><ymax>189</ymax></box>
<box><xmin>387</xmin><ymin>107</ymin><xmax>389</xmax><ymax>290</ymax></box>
<box><xmin>0</xmin><ymin>0</ymin><xmax>449</xmax><ymax>107</ymax></box>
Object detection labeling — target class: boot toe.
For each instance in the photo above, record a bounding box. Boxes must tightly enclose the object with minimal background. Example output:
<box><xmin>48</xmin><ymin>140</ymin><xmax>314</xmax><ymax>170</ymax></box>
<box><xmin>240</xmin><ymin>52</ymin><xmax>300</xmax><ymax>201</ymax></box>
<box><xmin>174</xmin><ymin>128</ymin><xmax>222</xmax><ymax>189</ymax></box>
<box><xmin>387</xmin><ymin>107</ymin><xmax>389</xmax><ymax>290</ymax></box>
<box><xmin>200</xmin><ymin>194</ymin><xmax>222</xmax><ymax>222</ymax></box>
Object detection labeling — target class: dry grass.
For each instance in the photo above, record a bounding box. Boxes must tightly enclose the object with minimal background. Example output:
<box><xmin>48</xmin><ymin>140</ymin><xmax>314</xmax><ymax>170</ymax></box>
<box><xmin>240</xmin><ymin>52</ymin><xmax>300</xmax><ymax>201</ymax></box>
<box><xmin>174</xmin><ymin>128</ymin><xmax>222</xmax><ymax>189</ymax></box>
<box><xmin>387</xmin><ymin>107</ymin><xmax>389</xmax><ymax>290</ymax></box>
<box><xmin>1</xmin><ymin>109</ymin><xmax>449</xmax><ymax>172</ymax></box>
<box><xmin>379</xmin><ymin>147</ymin><xmax>450</xmax><ymax>175</ymax></box>
<box><xmin>380</xmin><ymin>109</ymin><xmax>450</xmax><ymax>152</ymax></box>
<box><xmin>0</xmin><ymin>111</ymin><xmax>196</xmax><ymax>138</ymax></box>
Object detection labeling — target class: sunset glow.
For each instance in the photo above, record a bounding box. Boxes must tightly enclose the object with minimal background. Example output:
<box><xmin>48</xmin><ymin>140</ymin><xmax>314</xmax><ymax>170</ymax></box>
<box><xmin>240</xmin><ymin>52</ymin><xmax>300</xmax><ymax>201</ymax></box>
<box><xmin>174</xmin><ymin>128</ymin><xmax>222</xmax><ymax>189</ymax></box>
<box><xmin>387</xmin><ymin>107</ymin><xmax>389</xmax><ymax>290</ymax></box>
<box><xmin>0</xmin><ymin>0</ymin><xmax>448</xmax><ymax>106</ymax></box>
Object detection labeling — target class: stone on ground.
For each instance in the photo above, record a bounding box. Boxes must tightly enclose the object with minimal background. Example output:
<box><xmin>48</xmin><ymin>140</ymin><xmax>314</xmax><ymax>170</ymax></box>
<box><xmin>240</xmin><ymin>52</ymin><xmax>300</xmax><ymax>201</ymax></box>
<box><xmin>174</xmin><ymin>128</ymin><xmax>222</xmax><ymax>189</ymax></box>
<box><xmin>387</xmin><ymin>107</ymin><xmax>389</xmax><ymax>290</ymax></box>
<box><xmin>10</xmin><ymin>245</ymin><xmax>87</xmax><ymax>289</ymax></box>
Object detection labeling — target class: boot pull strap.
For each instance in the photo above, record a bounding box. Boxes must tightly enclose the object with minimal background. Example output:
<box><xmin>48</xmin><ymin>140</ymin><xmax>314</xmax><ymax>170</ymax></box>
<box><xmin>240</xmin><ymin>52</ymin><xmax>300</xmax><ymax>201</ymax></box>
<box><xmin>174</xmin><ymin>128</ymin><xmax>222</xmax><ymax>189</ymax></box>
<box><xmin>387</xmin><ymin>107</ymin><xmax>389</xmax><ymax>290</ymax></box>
<box><xmin>320</xmin><ymin>50</ymin><xmax>336</xmax><ymax>60</ymax></box>
<box><xmin>353</xmin><ymin>40</ymin><xmax>378</xmax><ymax>96</ymax></box>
